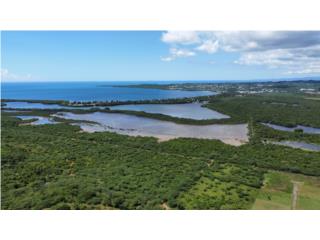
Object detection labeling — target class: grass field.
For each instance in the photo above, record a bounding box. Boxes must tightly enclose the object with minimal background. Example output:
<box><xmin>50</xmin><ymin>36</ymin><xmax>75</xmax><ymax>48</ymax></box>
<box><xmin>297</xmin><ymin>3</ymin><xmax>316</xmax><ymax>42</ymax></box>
<box><xmin>252</xmin><ymin>171</ymin><xmax>320</xmax><ymax>210</ymax></box>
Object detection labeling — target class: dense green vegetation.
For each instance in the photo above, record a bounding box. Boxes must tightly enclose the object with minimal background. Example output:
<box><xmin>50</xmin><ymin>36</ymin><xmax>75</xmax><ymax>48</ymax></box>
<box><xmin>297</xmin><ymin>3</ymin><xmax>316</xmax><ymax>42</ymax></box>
<box><xmin>178</xmin><ymin>177</ymin><xmax>258</xmax><ymax>210</ymax></box>
<box><xmin>2</xmin><ymin>107</ymin><xmax>320</xmax><ymax>209</ymax></box>
<box><xmin>1</xmin><ymin>116</ymin><xmax>207</xmax><ymax>209</ymax></box>
<box><xmin>254</xmin><ymin>123</ymin><xmax>320</xmax><ymax>145</ymax></box>
<box><xmin>205</xmin><ymin>93</ymin><xmax>320</xmax><ymax>127</ymax></box>
<box><xmin>157</xmin><ymin>138</ymin><xmax>320</xmax><ymax>176</ymax></box>
<box><xmin>177</xmin><ymin>163</ymin><xmax>265</xmax><ymax>209</ymax></box>
<box><xmin>2</xmin><ymin>82</ymin><xmax>320</xmax><ymax>210</ymax></box>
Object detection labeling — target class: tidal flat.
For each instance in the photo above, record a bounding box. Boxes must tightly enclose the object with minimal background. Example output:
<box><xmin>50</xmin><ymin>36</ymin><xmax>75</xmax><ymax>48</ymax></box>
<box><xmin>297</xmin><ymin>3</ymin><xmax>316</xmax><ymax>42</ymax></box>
<box><xmin>17</xmin><ymin>115</ymin><xmax>57</xmax><ymax>125</ymax></box>
<box><xmin>56</xmin><ymin>111</ymin><xmax>248</xmax><ymax>145</ymax></box>
<box><xmin>109</xmin><ymin>102</ymin><xmax>229</xmax><ymax>120</ymax></box>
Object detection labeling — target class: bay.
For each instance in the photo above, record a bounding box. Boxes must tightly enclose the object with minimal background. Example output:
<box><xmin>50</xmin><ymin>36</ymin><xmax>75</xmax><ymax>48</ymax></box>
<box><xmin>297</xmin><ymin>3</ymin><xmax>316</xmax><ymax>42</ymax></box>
<box><xmin>1</xmin><ymin>82</ymin><xmax>214</xmax><ymax>101</ymax></box>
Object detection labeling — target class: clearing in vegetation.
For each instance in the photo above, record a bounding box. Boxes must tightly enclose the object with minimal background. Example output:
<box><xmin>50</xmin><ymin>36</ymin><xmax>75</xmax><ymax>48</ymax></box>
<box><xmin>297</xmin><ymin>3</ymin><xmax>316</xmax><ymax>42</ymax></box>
<box><xmin>252</xmin><ymin>171</ymin><xmax>320</xmax><ymax>210</ymax></box>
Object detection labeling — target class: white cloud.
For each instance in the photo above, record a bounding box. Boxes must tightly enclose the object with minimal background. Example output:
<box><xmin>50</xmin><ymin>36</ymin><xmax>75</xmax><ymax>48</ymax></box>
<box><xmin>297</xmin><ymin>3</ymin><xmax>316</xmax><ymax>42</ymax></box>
<box><xmin>196</xmin><ymin>40</ymin><xmax>219</xmax><ymax>53</ymax></box>
<box><xmin>1</xmin><ymin>68</ymin><xmax>33</xmax><ymax>81</ymax></box>
<box><xmin>160</xmin><ymin>31</ymin><xmax>320</xmax><ymax>74</ymax></box>
<box><xmin>236</xmin><ymin>45</ymin><xmax>320</xmax><ymax>74</ymax></box>
<box><xmin>170</xmin><ymin>48</ymin><xmax>195</xmax><ymax>57</ymax></box>
<box><xmin>161</xmin><ymin>48</ymin><xmax>196</xmax><ymax>62</ymax></box>
<box><xmin>211</xmin><ymin>31</ymin><xmax>320</xmax><ymax>52</ymax></box>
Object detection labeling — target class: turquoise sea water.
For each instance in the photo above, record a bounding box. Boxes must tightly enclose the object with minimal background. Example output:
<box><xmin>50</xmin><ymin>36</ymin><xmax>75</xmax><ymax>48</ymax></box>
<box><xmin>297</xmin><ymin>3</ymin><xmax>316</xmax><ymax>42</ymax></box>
<box><xmin>1</xmin><ymin>81</ymin><xmax>214</xmax><ymax>101</ymax></box>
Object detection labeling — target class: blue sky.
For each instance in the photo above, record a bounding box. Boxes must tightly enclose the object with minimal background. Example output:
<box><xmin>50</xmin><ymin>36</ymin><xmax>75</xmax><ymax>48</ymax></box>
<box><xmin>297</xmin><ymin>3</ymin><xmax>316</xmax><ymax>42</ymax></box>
<box><xmin>1</xmin><ymin>31</ymin><xmax>320</xmax><ymax>82</ymax></box>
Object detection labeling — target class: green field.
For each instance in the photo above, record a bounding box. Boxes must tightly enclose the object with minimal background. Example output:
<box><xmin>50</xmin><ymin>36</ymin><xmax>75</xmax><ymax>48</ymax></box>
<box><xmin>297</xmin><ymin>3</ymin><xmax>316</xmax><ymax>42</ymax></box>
<box><xmin>252</xmin><ymin>171</ymin><xmax>320</xmax><ymax>210</ymax></box>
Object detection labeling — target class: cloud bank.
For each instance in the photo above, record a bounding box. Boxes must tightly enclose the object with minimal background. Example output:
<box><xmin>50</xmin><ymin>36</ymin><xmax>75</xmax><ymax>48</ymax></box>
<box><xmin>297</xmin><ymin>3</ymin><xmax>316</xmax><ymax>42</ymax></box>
<box><xmin>161</xmin><ymin>31</ymin><xmax>320</xmax><ymax>74</ymax></box>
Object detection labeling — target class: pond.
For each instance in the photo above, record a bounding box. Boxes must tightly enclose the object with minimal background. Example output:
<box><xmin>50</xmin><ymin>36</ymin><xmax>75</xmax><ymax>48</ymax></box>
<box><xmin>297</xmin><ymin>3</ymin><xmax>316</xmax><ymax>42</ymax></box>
<box><xmin>17</xmin><ymin>115</ymin><xmax>57</xmax><ymax>125</ymax></box>
<box><xmin>262</xmin><ymin>123</ymin><xmax>320</xmax><ymax>134</ymax></box>
<box><xmin>56</xmin><ymin>112</ymin><xmax>248</xmax><ymax>146</ymax></box>
<box><xmin>109</xmin><ymin>103</ymin><xmax>230</xmax><ymax>120</ymax></box>
<box><xmin>270</xmin><ymin>141</ymin><xmax>320</xmax><ymax>152</ymax></box>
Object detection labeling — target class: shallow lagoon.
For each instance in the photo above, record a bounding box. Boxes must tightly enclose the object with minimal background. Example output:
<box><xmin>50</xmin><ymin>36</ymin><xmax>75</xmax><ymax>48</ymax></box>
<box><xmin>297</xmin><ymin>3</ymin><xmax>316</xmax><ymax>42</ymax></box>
<box><xmin>3</xmin><ymin>101</ymin><xmax>80</xmax><ymax>109</ymax></box>
<box><xmin>271</xmin><ymin>141</ymin><xmax>320</xmax><ymax>152</ymax></box>
<box><xmin>17</xmin><ymin>115</ymin><xmax>57</xmax><ymax>125</ymax></box>
<box><xmin>56</xmin><ymin>112</ymin><xmax>248</xmax><ymax>145</ymax></box>
<box><xmin>110</xmin><ymin>103</ymin><xmax>229</xmax><ymax>120</ymax></box>
<box><xmin>4</xmin><ymin>101</ymin><xmax>229</xmax><ymax>120</ymax></box>
<box><xmin>263</xmin><ymin>123</ymin><xmax>320</xmax><ymax>134</ymax></box>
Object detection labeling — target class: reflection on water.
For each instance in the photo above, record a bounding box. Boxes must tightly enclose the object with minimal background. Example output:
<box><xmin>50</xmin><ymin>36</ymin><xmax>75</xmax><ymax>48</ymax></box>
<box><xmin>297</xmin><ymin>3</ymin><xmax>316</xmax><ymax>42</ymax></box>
<box><xmin>57</xmin><ymin>112</ymin><xmax>248</xmax><ymax>146</ymax></box>
<box><xmin>110</xmin><ymin>103</ymin><xmax>229</xmax><ymax>120</ymax></box>
<box><xmin>271</xmin><ymin>141</ymin><xmax>320</xmax><ymax>152</ymax></box>
<box><xmin>17</xmin><ymin>115</ymin><xmax>57</xmax><ymax>125</ymax></box>
<box><xmin>263</xmin><ymin>123</ymin><xmax>320</xmax><ymax>134</ymax></box>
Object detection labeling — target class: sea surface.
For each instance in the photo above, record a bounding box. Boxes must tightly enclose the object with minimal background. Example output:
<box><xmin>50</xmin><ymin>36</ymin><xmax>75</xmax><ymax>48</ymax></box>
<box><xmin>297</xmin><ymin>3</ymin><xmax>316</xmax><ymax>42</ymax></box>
<box><xmin>1</xmin><ymin>82</ymin><xmax>214</xmax><ymax>101</ymax></box>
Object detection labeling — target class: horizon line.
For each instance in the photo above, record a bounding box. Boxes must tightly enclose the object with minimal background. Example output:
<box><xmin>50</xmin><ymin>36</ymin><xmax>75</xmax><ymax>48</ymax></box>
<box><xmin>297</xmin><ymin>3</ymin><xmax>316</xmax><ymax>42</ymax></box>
<box><xmin>2</xmin><ymin>77</ymin><xmax>320</xmax><ymax>84</ymax></box>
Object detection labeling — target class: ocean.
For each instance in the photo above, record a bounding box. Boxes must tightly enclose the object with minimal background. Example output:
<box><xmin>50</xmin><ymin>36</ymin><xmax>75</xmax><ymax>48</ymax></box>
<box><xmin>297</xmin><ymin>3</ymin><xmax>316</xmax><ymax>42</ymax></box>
<box><xmin>1</xmin><ymin>81</ymin><xmax>214</xmax><ymax>101</ymax></box>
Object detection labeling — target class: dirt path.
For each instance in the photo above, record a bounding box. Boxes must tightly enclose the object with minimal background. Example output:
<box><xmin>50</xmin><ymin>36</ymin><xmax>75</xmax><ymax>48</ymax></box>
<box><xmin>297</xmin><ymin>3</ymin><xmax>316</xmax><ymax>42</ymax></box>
<box><xmin>291</xmin><ymin>181</ymin><xmax>303</xmax><ymax>210</ymax></box>
<box><xmin>161</xmin><ymin>202</ymin><xmax>171</xmax><ymax>210</ymax></box>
